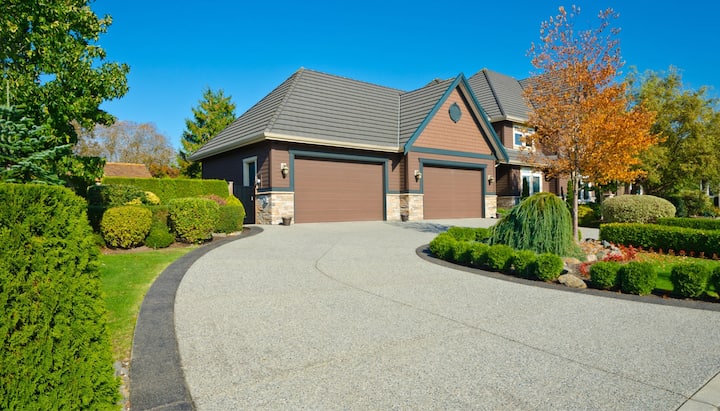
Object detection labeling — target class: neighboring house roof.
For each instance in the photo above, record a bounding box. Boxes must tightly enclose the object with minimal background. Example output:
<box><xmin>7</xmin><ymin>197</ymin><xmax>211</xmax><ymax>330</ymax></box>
<box><xmin>467</xmin><ymin>68</ymin><xmax>530</xmax><ymax>123</ymax></box>
<box><xmin>103</xmin><ymin>162</ymin><xmax>152</xmax><ymax>178</ymax></box>
<box><xmin>190</xmin><ymin>68</ymin><xmax>511</xmax><ymax>162</ymax></box>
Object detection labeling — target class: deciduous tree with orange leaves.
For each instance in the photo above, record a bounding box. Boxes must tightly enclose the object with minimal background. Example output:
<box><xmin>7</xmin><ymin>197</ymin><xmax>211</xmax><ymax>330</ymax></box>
<box><xmin>523</xmin><ymin>5</ymin><xmax>659</xmax><ymax>240</ymax></box>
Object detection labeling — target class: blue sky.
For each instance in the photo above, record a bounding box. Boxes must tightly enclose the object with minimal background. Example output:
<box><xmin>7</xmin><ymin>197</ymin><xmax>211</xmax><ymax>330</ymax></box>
<box><xmin>93</xmin><ymin>0</ymin><xmax>720</xmax><ymax>151</ymax></box>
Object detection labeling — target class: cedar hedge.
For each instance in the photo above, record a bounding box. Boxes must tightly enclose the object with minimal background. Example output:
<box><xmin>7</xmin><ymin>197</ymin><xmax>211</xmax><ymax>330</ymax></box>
<box><xmin>600</xmin><ymin>223</ymin><xmax>720</xmax><ymax>257</ymax></box>
<box><xmin>102</xmin><ymin>177</ymin><xmax>230</xmax><ymax>203</ymax></box>
<box><xmin>0</xmin><ymin>184</ymin><xmax>118</xmax><ymax>409</ymax></box>
<box><xmin>657</xmin><ymin>217</ymin><xmax>720</xmax><ymax>231</ymax></box>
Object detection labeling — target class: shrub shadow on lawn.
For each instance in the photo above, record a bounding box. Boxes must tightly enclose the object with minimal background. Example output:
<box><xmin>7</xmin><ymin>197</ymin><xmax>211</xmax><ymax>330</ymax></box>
<box><xmin>417</xmin><ymin>245</ymin><xmax>720</xmax><ymax>313</ymax></box>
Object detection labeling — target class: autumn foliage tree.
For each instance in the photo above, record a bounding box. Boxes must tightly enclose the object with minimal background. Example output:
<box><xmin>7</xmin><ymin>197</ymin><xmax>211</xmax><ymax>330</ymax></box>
<box><xmin>523</xmin><ymin>5</ymin><xmax>658</xmax><ymax>240</ymax></box>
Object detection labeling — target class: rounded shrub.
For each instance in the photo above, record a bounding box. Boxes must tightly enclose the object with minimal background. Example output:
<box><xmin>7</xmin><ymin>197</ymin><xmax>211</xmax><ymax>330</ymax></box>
<box><xmin>619</xmin><ymin>262</ymin><xmax>657</xmax><ymax>295</ymax></box>
<box><xmin>490</xmin><ymin>192</ymin><xmax>576</xmax><ymax>256</ymax></box>
<box><xmin>469</xmin><ymin>242</ymin><xmax>490</xmax><ymax>267</ymax></box>
<box><xmin>215</xmin><ymin>205</ymin><xmax>246</xmax><ymax>234</ymax></box>
<box><xmin>589</xmin><ymin>261</ymin><xmax>622</xmax><ymax>290</ymax></box>
<box><xmin>510</xmin><ymin>249</ymin><xmax>537</xmax><ymax>277</ymax></box>
<box><xmin>602</xmin><ymin>195</ymin><xmax>676</xmax><ymax>224</ymax></box>
<box><xmin>711</xmin><ymin>266</ymin><xmax>720</xmax><ymax>295</ymax></box>
<box><xmin>670</xmin><ymin>263</ymin><xmax>710</xmax><ymax>298</ymax></box>
<box><xmin>452</xmin><ymin>241</ymin><xmax>474</xmax><ymax>264</ymax></box>
<box><xmin>168</xmin><ymin>197</ymin><xmax>220</xmax><ymax>243</ymax></box>
<box><xmin>145</xmin><ymin>191</ymin><xmax>161</xmax><ymax>205</ymax></box>
<box><xmin>429</xmin><ymin>233</ymin><xmax>457</xmax><ymax>260</ymax></box>
<box><xmin>144</xmin><ymin>222</ymin><xmax>175</xmax><ymax>249</ymax></box>
<box><xmin>0</xmin><ymin>184</ymin><xmax>118</xmax><ymax>409</ymax></box>
<box><xmin>446</xmin><ymin>226</ymin><xmax>477</xmax><ymax>241</ymax></box>
<box><xmin>532</xmin><ymin>253</ymin><xmax>564</xmax><ymax>281</ymax></box>
<box><xmin>100</xmin><ymin>205</ymin><xmax>153</xmax><ymax>249</ymax></box>
<box><xmin>486</xmin><ymin>244</ymin><xmax>515</xmax><ymax>271</ymax></box>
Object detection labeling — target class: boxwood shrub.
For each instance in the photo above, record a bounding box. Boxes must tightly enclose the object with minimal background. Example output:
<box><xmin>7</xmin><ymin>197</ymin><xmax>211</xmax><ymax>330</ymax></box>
<box><xmin>168</xmin><ymin>198</ymin><xmax>220</xmax><ymax>243</ymax></box>
<box><xmin>602</xmin><ymin>195</ymin><xmax>675</xmax><ymax>224</ymax></box>
<box><xmin>619</xmin><ymin>262</ymin><xmax>657</xmax><ymax>296</ymax></box>
<box><xmin>429</xmin><ymin>233</ymin><xmax>457</xmax><ymax>260</ymax></box>
<box><xmin>100</xmin><ymin>205</ymin><xmax>153</xmax><ymax>249</ymax></box>
<box><xmin>486</xmin><ymin>244</ymin><xmax>515</xmax><ymax>271</ymax></box>
<box><xmin>452</xmin><ymin>241</ymin><xmax>474</xmax><ymax>264</ymax></box>
<box><xmin>0</xmin><ymin>184</ymin><xmax>118</xmax><ymax>409</ymax></box>
<box><xmin>589</xmin><ymin>261</ymin><xmax>622</xmax><ymax>290</ymax></box>
<box><xmin>510</xmin><ymin>250</ymin><xmax>537</xmax><ymax>278</ymax></box>
<box><xmin>144</xmin><ymin>222</ymin><xmax>175</xmax><ymax>249</ymax></box>
<box><xmin>711</xmin><ymin>267</ymin><xmax>720</xmax><ymax>294</ymax></box>
<box><xmin>532</xmin><ymin>253</ymin><xmax>564</xmax><ymax>281</ymax></box>
<box><xmin>470</xmin><ymin>242</ymin><xmax>490</xmax><ymax>267</ymax></box>
<box><xmin>670</xmin><ymin>263</ymin><xmax>710</xmax><ymax>298</ymax></box>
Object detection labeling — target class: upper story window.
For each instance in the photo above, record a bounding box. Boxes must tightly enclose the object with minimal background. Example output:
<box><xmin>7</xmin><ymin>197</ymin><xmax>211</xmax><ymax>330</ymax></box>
<box><xmin>513</xmin><ymin>125</ymin><xmax>534</xmax><ymax>149</ymax></box>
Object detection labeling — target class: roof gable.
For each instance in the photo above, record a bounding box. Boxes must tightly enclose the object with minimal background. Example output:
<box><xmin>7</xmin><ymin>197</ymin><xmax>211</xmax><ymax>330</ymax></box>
<box><xmin>403</xmin><ymin>74</ymin><xmax>508</xmax><ymax>162</ymax></box>
<box><xmin>468</xmin><ymin>69</ymin><xmax>530</xmax><ymax>123</ymax></box>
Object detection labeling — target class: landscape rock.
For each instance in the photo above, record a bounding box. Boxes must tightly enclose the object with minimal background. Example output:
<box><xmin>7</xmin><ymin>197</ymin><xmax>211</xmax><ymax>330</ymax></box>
<box><xmin>558</xmin><ymin>274</ymin><xmax>587</xmax><ymax>289</ymax></box>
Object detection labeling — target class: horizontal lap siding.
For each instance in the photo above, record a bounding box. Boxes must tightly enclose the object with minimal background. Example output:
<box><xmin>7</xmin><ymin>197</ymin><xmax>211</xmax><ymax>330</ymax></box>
<box><xmin>423</xmin><ymin>166</ymin><xmax>483</xmax><ymax>219</ymax></box>
<box><xmin>294</xmin><ymin>158</ymin><xmax>383</xmax><ymax>223</ymax></box>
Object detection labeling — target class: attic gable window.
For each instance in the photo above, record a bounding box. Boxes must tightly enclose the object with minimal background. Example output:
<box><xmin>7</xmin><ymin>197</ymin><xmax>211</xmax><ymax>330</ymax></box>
<box><xmin>513</xmin><ymin>125</ymin><xmax>534</xmax><ymax>149</ymax></box>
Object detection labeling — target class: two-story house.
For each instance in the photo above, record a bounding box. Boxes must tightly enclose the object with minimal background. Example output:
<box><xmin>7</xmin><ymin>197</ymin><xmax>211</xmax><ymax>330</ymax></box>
<box><xmin>190</xmin><ymin>68</ymin><xmax>564</xmax><ymax>224</ymax></box>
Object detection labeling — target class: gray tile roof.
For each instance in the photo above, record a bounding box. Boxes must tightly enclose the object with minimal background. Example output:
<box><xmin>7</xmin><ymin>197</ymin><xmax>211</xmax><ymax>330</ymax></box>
<box><xmin>191</xmin><ymin>68</ymin><xmax>516</xmax><ymax>161</ymax></box>
<box><xmin>467</xmin><ymin>69</ymin><xmax>531</xmax><ymax>123</ymax></box>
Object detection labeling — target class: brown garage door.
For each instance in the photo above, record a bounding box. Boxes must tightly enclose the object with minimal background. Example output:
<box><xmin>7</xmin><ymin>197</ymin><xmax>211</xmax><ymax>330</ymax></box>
<box><xmin>294</xmin><ymin>158</ymin><xmax>384</xmax><ymax>223</ymax></box>
<box><xmin>423</xmin><ymin>166</ymin><xmax>484</xmax><ymax>219</ymax></box>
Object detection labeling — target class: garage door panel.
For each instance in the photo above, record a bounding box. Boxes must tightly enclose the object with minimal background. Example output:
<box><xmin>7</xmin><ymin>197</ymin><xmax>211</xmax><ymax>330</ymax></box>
<box><xmin>424</xmin><ymin>166</ymin><xmax>483</xmax><ymax>219</ymax></box>
<box><xmin>295</xmin><ymin>158</ymin><xmax>383</xmax><ymax>223</ymax></box>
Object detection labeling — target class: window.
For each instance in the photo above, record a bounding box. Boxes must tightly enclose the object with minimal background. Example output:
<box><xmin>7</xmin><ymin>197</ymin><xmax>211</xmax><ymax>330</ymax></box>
<box><xmin>520</xmin><ymin>168</ymin><xmax>543</xmax><ymax>196</ymax></box>
<box><xmin>242</xmin><ymin>156</ymin><xmax>257</xmax><ymax>187</ymax></box>
<box><xmin>513</xmin><ymin>125</ymin><xmax>534</xmax><ymax>149</ymax></box>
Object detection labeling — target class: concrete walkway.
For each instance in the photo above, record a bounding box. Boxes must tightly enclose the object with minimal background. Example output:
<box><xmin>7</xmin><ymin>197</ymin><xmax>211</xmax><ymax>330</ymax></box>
<box><xmin>135</xmin><ymin>220</ymin><xmax>720</xmax><ymax>410</ymax></box>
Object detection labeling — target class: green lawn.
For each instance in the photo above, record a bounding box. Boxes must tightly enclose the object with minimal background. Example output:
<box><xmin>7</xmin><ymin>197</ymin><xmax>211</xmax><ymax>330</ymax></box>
<box><xmin>636</xmin><ymin>252</ymin><xmax>720</xmax><ymax>295</ymax></box>
<box><xmin>98</xmin><ymin>247</ymin><xmax>195</xmax><ymax>362</ymax></box>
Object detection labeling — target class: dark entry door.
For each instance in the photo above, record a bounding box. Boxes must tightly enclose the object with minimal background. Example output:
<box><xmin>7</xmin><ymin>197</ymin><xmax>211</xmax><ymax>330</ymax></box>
<box><xmin>240</xmin><ymin>159</ymin><xmax>256</xmax><ymax>224</ymax></box>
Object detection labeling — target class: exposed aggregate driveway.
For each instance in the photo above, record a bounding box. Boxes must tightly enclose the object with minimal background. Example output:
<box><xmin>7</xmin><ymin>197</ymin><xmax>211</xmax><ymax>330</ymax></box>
<box><xmin>172</xmin><ymin>220</ymin><xmax>720</xmax><ymax>410</ymax></box>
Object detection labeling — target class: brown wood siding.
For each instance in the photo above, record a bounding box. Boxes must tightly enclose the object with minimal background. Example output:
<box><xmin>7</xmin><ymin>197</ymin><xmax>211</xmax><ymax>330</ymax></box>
<box><xmin>412</xmin><ymin>90</ymin><xmax>492</xmax><ymax>155</ymax></box>
<box><xmin>294</xmin><ymin>158</ymin><xmax>384</xmax><ymax>223</ymax></box>
<box><xmin>423</xmin><ymin>166</ymin><xmax>484</xmax><ymax>219</ymax></box>
<box><xmin>269</xmin><ymin>143</ymin><xmax>291</xmax><ymax>189</ymax></box>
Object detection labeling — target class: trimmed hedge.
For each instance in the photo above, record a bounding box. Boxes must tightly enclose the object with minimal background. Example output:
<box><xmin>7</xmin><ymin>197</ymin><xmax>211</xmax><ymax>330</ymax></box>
<box><xmin>87</xmin><ymin>183</ymin><xmax>148</xmax><ymax>207</ymax></box>
<box><xmin>100</xmin><ymin>206</ymin><xmax>153</xmax><ymax>249</ymax></box>
<box><xmin>168</xmin><ymin>198</ymin><xmax>220</xmax><ymax>243</ymax></box>
<box><xmin>589</xmin><ymin>261</ymin><xmax>622</xmax><ymax>290</ymax></box>
<box><xmin>657</xmin><ymin>217</ymin><xmax>720</xmax><ymax>231</ymax></box>
<box><xmin>0</xmin><ymin>184</ymin><xmax>118</xmax><ymax>409</ymax></box>
<box><xmin>619</xmin><ymin>262</ymin><xmax>657</xmax><ymax>296</ymax></box>
<box><xmin>670</xmin><ymin>263</ymin><xmax>710</xmax><ymax>298</ymax></box>
<box><xmin>600</xmin><ymin>223</ymin><xmax>720</xmax><ymax>257</ymax></box>
<box><xmin>102</xmin><ymin>177</ymin><xmax>230</xmax><ymax>203</ymax></box>
<box><xmin>446</xmin><ymin>226</ymin><xmax>491</xmax><ymax>242</ymax></box>
<box><xmin>602</xmin><ymin>195</ymin><xmax>675</xmax><ymax>224</ymax></box>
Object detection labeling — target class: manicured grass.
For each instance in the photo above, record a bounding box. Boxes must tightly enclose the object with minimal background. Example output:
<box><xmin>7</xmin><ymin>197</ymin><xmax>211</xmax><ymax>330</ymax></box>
<box><xmin>99</xmin><ymin>247</ymin><xmax>195</xmax><ymax>362</ymax></box>
<box><xmin>635</xmin><ymin>252</ymin><xmax>720</xmax><ymax>294</ymax></box>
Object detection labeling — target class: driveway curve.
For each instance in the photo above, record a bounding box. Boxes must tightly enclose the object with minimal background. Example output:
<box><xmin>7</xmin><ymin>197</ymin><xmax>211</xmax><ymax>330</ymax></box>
<box><xmin>172</xmin><ymin>220</ymin><xmax>720</xmax><ymax>410</ymax></box>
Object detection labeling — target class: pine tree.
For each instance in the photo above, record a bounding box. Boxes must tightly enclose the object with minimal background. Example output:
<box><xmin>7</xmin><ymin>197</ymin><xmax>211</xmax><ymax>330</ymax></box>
<box><xmin>178</xmin><ymin>88</ymin><xmax>236</xmax><ymax>178</ymax></box>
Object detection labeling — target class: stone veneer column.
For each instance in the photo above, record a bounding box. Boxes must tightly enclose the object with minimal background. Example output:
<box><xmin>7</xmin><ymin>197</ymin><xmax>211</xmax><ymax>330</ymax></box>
<box><xmin>485</xmin><ymin>194</ymin><xmax>498</xmax><ymax>219</ymax></box>
<box><xmin>255</xmin><ymin>192</ymin><xmax>295</xmax><ymax>225</ymax></box>
<box><xmin>386</xmin><ymin>194</ymin><xmax>402</xmax><ymax>221</ymax></box>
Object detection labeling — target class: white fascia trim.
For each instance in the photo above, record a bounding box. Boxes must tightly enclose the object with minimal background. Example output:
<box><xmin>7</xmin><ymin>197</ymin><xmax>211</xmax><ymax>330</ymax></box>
<box><xmin>264</xmin><ymin>132</ymin><xmax>402</xmax><ymax>153</ymax></box>
<box><xmin>190</xmin><ymin>133</ymin><xmax>266</xmax><ymax>160</ymax></box>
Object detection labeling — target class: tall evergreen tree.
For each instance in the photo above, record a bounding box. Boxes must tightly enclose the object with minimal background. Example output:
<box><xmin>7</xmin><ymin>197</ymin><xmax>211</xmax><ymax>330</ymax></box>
<box><xmin>178</xmin><ymin>88</ymin><xmax>236</xmax><ymax>178</ymax></box>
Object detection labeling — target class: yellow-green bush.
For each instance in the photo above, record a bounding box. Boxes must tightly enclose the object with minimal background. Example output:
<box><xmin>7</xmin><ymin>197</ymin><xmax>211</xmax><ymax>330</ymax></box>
<box><xmin>100</xmin><ymin>206</ymin><xmax>152</xmax><ymax>249</ymax></box>
<box><xmin>168</xmin><ymin>198</ymin><xmax>220</xmax><ymax>243</ymax></box>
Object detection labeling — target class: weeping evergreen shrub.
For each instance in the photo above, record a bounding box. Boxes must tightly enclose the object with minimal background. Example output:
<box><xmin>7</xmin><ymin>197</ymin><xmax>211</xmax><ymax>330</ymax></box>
<box><xmin>0</xmin><ymin>184</ymin><xmax>118</xmax><ymax>409</ymax></box>
<box><xmin>490</xmin><ymin>192</ymin><xmax>576</xmax><ymax>256</ymax></box>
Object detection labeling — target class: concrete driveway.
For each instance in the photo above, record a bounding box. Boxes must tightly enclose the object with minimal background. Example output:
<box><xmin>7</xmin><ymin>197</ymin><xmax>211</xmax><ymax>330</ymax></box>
<box><xmin>154</xmin><ymin>220</ymin><xmax>719</xmax><ymax>409</ymax></box>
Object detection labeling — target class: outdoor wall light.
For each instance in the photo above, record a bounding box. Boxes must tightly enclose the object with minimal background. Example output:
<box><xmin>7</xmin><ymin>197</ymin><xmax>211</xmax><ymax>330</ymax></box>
<box><xmin>488</xmin><ymin>175</ymin><xmax>494</xmax><ymax>185</ymax></box>
<box><xmin>280</xmin><ymin>162</ymin><xmax>289</xmax><ymax>178</ymax></box>
<box><xmin>414</xmin><ymin>170</ymin><xmax>422</xmax><ymax>181</ymax></box>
